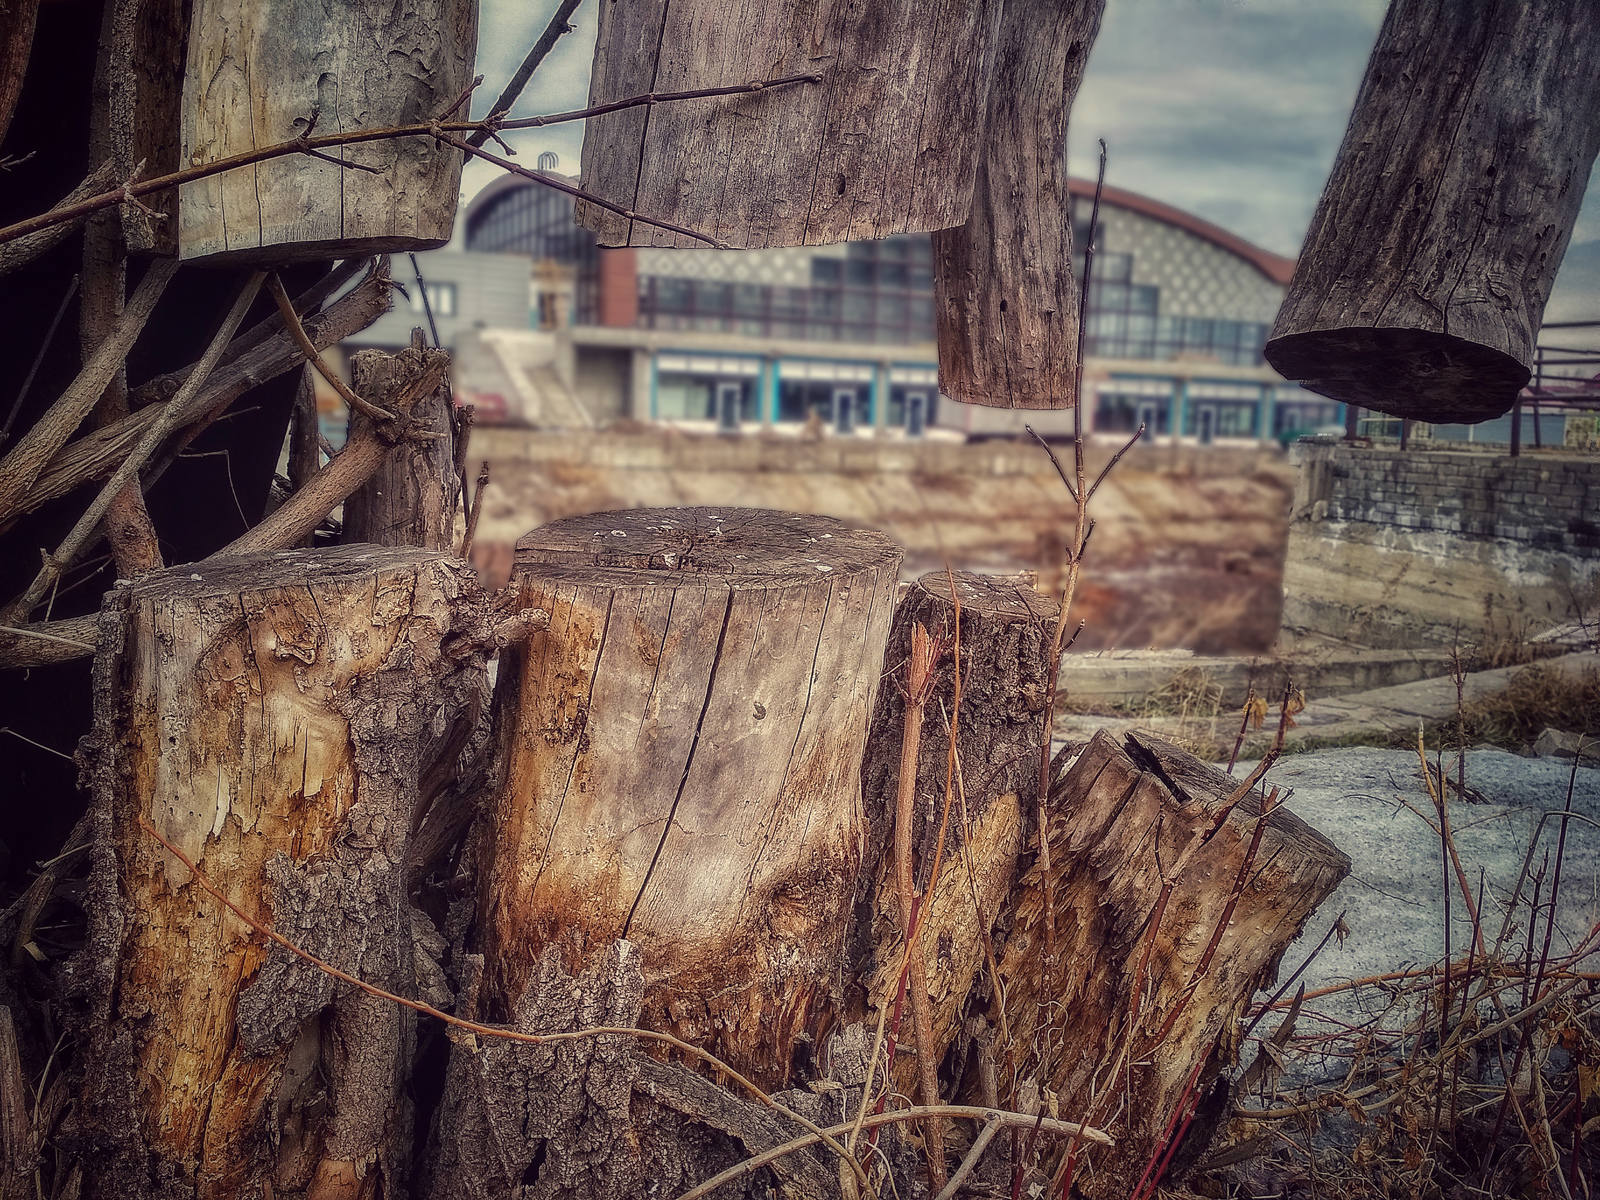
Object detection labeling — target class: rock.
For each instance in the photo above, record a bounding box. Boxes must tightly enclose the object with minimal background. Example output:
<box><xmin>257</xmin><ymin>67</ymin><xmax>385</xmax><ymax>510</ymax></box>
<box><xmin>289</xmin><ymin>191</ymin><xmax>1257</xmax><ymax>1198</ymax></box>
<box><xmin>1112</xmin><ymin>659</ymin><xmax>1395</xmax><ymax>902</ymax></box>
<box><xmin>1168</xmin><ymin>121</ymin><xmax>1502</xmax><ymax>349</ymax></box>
<box><xmin>1533</xmin><ymin>728</ymin><xmax>1600</xmax><ymax>766</ymax></box>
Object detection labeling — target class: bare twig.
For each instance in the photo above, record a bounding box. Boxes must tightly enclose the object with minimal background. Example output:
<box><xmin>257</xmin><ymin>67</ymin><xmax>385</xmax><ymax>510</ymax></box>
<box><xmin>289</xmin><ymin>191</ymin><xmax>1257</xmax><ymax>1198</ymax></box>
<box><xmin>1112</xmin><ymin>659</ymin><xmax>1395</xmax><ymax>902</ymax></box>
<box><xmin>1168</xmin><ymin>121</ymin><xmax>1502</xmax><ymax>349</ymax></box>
<box><xmin>0</xmin><ymin>273</ymin><xmax>78</xmax><ymax>449</ymax></box>
<box><xmin>466</xmin><ymin>0</ymin><xmax>584</xmax><ymax>148</ymax></box>
<box><xmin>460</xmin><ymin>460</ymin><xmax>488</xmax><ymax>561</ymax></box>
<box><xmin>0</xmin><ymin>160</ymin><xmax>118</xmax><ymax>277</ymax></box>
<box><xmin>933</xmin><ymin>1115</ymin><xmax>1004</xmax><ymax>1200</ymax></box>
<box><xmin>266</xmin><ymin>273</ymin><xmax>395</xmax><ymax>421</ymax></box>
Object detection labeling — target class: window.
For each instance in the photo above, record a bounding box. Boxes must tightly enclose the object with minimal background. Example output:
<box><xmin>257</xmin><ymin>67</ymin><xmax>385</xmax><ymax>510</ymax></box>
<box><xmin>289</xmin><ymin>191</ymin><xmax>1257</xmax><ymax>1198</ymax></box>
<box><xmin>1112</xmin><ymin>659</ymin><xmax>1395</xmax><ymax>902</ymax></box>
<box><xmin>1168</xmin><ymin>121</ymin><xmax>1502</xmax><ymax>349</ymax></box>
<box><xmin>410</xmin><ymin>281</ymin><xmax>457</xmax><ymax>318</ymax></box>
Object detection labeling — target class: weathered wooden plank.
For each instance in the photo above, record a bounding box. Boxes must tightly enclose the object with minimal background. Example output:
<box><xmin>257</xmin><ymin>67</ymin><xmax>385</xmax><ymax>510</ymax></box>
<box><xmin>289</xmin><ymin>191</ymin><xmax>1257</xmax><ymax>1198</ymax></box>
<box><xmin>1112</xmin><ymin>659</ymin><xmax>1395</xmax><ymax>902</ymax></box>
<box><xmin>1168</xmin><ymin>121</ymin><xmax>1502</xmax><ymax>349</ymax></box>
<box><xmin>574</xmin><ymin>0</ymin><xmax>1004</xmax><ymax>248</ymax></box>
<box><xmin>1264</xmin><ymin>0</ymin><xmax>1600</xmax><ymax>423</ymax></box>
<box><xmin>179</xmin><ymin>0</ymin><xmax>477</xmax><ymax>264</ymax></box>
<box><xmin>933</xmin><ymin>0</ymin><xmax>1105</xmax><ymax>409</ymax></box>
<box><xmin>479</xmin><ymin>508</ymin><xmax>901</xmax><ymax>1089</ymax></box>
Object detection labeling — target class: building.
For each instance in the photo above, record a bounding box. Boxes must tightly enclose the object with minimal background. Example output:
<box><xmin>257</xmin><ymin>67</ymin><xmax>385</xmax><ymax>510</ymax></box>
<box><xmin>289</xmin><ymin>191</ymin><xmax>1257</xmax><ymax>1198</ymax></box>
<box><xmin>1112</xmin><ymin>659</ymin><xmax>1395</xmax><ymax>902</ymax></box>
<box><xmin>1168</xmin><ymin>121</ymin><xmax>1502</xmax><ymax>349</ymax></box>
<box><xmin>345</xmin><ymin>171</ymin><xmax>1344</xmax><ymax>443</ymax></box>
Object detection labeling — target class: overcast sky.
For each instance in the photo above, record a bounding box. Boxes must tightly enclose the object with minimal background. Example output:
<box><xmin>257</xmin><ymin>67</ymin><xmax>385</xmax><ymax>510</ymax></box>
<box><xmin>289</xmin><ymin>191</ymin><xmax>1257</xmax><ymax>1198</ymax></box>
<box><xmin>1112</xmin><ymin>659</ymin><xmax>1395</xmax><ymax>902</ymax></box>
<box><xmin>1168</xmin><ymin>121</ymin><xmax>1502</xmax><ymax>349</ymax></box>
<box><xmin>461</xmin><ymin>0</ymin><xmax>1600</xmax><ymax>296</ymax></box>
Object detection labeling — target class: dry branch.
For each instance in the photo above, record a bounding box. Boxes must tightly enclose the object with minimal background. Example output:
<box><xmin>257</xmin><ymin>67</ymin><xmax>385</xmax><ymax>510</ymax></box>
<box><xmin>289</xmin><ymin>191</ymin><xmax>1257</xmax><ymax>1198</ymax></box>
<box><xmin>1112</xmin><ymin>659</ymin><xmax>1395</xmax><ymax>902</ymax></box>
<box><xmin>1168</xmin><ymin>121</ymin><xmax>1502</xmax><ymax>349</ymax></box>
<box><xmin>0</xmin><ymin>160</ymin><xmax>119</xmax><ymax>278</ymax></box>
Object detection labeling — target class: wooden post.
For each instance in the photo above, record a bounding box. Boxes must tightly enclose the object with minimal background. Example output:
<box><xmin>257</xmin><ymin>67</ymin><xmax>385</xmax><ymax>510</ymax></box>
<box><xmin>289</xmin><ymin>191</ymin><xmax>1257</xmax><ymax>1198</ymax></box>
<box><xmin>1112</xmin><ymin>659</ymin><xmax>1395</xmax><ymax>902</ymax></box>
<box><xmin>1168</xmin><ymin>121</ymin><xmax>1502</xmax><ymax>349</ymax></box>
<box><xmin>932</xmin><ymin>0</ymin><xmax>1104</xmax><ymax>410</ymax></box>
<box><xmin>179</xmin><ymin>0</ymin><xmax>477</xmax><ymax>264</ymax></box>
<box><xmin>989</xmin><ymin>730</ymin><xmax>1350</xmax><ymax>1197</ymax></box>
<box><xmin>575</xmin><ymin>0</ymin><xmax>1005</xmax><ymax>248</ymax></box>
<box><xmin>856</xmin><ymin>572</ymin><xmax>1059</xmax><ymax>1100</ymax></box>
<box><xmin>342</xmin><ymin>333</ymin><xmax>462</xmax><ymax>551</ymax></box>
<box><xmin>478</xmin><ymin>508</ymin><xmax>901</xmax><ymax>1089</ymax></box>
<box><xmin>73</xmin><ymin>546</ymin><xmax>489</xmax><ymax>1200</ymax></box>
<box><xmin>1264</xmin><ymin>0</ymin><xmax>1600</xmax><ymax>424</ymax></box>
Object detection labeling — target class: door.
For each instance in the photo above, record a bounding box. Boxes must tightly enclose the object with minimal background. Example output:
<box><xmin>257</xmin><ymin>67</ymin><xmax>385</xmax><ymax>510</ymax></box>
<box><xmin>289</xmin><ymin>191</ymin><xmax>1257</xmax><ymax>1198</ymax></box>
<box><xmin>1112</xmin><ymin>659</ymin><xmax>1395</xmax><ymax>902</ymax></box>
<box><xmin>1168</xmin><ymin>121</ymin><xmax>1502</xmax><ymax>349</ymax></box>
<box><xmin>716</xmin><ymin>382</ymin><xmax>742</xmax><ymax>432</ymax></box>
<box><xmin>832</xmin><ymin>386</ymin><xmax>856</xmax><ymax>434</ymax></box>
<box><xmin>1196</xmin><ymin>404</ymin><xmax>1216</xmax><ymax>445</ymax></box>
<box><xmin>906</xmin><ymin>391</ymin><xmax>927</xmax><ymax>438</ymax></box>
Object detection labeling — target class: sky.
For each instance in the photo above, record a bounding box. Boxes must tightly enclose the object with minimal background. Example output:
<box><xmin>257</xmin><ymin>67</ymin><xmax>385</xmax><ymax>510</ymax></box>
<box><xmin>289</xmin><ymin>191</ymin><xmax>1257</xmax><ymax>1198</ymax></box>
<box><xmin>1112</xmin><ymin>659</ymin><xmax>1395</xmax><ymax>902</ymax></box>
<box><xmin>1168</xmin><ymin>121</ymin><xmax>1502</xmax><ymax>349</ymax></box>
<box><xmin>459</xmin><ymin>0</ymin><xmax>1600</xmax><ymax>308</ymax></box>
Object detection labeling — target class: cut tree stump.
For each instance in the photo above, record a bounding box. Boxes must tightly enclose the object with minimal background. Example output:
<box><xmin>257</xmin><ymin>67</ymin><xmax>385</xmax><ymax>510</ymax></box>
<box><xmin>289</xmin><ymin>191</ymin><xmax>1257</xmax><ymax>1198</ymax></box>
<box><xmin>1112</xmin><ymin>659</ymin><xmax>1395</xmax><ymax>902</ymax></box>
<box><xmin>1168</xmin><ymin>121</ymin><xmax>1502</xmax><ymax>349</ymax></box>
<box><xmin>988</xmin><ymin>729</ymin><xmax>1350</xmax><ymax>1198</ymax></box>
<box><xmin>342</xmin><ymin>334</ymin><xmax>463</xmax><ymax>552</ymax></box>
<box><xmin>179</xmin><ymin>0</ymin><xmax>477</xmax><ymax>264</ymax></box>
<box><xmin>856</xmin><ymin>571</ymin><xmax>1058</xmax><ymax>1103</ymax></box>
<box><xmin>70</xmin><ymin>545</ymin><xmax>489</xmax><ymax>1200</ymax></box>
<box><xmin>478</xmin><ymin>508</ymin><xmax>901</xmax><ymax>1090</ymax></box>
<box><xmin>932</xmin><ymin>0</ymin><xmax>1104</xmax><ymax>410</ymax></box>
<box><xmin>1263</xmin><ymin>0</ymin><xmax>1600</xmax><ymax>423</ymax></box>
<box><xmin>574</xmin><ymin>0</ymin><xmax>1004</xmax><ymax>248</ymax></box>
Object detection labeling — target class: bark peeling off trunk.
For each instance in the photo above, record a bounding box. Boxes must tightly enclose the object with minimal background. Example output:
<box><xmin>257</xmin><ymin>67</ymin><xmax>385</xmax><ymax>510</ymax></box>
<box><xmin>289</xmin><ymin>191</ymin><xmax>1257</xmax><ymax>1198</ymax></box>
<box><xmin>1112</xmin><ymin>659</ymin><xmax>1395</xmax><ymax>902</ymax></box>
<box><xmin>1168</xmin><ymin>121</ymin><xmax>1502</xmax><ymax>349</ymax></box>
<box><xmin>856</xmin><ymin>572</ymin><xmax>1057</xmax><ymax>1095</ymax></box>
<box><xmin>68</xmin><ymin>545</ymin><xmax>490</xmax><ymax>1200</ymax></box>
<box><xmin>993</xmin><ymin>730</ymin><xmax>1350</xmax><ymax>1197</ymax></box>
<box><xmin>479</xmin><ymin>508</ymin><xmax>901</xmax><ymax>1092</ymax></box>
<box><xmin>1264</xmin><ymin>0</ymin><xmax>1600</xmax><ymax>423</ymax></box>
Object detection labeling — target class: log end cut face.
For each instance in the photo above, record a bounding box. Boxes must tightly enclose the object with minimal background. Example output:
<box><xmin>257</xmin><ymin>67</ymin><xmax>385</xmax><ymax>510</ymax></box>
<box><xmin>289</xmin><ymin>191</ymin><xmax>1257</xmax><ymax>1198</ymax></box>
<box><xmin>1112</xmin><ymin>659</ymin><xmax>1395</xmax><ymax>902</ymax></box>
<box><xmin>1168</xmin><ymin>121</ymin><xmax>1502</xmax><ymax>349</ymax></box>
<box><xmin>1264</xmin><ymin>328</ymin><xmax>1531</xmax><ymax>425</ymax></box>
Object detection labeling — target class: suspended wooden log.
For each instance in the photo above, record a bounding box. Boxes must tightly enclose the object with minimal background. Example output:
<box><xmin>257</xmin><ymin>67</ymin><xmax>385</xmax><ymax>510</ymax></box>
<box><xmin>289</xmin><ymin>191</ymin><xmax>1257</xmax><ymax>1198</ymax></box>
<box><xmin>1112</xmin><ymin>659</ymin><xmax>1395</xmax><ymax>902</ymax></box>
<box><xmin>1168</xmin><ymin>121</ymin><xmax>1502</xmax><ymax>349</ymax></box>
<box><xmin>932</xmin><ymin>0</ymin><xmax>1104</xmax><ymax>409</ymax></box>
<box><xmin>574</xmin><ymin>0</ymin><xmax>1005</xmax><ymax>248</ymax></box>
<box><xmin>478</xmin><ymin>507</ymin><xmax>901</xmax><ymax>1090</ymax></box>
<box><xmin>179</xmin><ymin>0</ymin><xmax>477</xmax><ymax>265</ymax></box>
<box><xmin>1264</xmin><ymin>0</ymin><xmax>1600</xmax><ymax>424</ymax></box>
<box><xmin>342</xmin><ymin>333</ymin><xmax>463</xmax><ymax>552</ymax></box>
<box><xmin>988</xmin><ymin>729</ymin><xmax>1349</xmax><ymax>1198</ymax></box>
<box><xmin>856</xmin><ymin>571</ymin><xmax>1058</xmax><ymax>1104</ymax></box>
<box><xmin>72</xmin><ymin>546</ymin><xmax>489</xmax><ymax>1199</ymax></box>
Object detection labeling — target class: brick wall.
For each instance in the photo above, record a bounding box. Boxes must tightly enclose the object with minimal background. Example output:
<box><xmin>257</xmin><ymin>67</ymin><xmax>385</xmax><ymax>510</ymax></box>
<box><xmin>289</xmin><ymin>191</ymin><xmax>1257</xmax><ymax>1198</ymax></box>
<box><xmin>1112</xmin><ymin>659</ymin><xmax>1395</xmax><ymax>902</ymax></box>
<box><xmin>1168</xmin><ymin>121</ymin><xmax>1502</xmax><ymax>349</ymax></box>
<box><xmin>1292</xmin><ymin>441</ymin><xmax>1600</xmax><ymax>558</ymax></box>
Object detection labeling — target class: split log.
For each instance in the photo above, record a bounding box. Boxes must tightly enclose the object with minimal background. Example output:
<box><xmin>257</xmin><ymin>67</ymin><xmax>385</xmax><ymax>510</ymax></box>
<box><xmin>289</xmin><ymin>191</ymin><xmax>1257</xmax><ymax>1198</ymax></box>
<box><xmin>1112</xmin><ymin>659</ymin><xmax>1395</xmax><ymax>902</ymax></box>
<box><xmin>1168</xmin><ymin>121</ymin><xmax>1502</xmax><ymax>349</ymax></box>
<box><xmin>69</xmin><ymin>545</ymin><xmax>490</xmax><ymax>1200</ymax></box>
<box><xmin>478</xmin><ymin>508</ymin><xmax>901</xmax><ymax>1090</ymax></box>
<box><xmin>1264</xmin><ymin>0</ymin><xmax>1600</xmax><ymax>423</ymax></box>
<box><xmin>856</xmin><ymin>571</ymin><xmax>1058</xmax><ymax>1103</ymax></box>
<box><xmin>342</xmin><ymin>334</ymin><xmax>462</xmax><ymax>551</ymax></box>
<box><xmin>575</xmin><ymin>0</ymin><xmax>1005</xmax><ymax>248</ymax></box>
<box><xmin>179</xmin><ymin>0</ymin><xmax>477</xmax><ymax>264</ymax></box>
<box><xmin>988</xmin><ymin>729</ymin><xmax>1350</xmax><ymax>1197</ymax></box>
<box><xmin>932</xmin><ymin>0</ymin><xmax>1104</xmax><ymax>410</ymax></box>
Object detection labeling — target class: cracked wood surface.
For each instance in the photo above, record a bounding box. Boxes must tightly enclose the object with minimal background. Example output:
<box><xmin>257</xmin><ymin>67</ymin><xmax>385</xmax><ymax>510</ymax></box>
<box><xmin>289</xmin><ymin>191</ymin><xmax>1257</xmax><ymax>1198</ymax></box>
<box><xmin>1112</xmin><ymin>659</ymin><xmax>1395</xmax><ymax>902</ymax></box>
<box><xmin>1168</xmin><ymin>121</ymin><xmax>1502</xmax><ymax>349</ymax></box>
<box><xmin>481</xmin><ymin>507</ymin><xmax>900</xmax><ymax>1090</ymax></box>
<box><xmin>1265</xmin><ymin>0</ymin><xmax>1600</xmax><ymax>423</ymax></box>
<box><xmin>178</xmin><ymin>0</ymin><xmax>476</xmax><ymax>264</ymax></box>
<box><xmin>74</xmin><ymin>545</ymin><xmax>488</xmax><ymax>1199</ymax></box>
<box><xmin>574</xmin><ymin>0</ymin><xmax>1004</xmax><ymax>248</ymax></box>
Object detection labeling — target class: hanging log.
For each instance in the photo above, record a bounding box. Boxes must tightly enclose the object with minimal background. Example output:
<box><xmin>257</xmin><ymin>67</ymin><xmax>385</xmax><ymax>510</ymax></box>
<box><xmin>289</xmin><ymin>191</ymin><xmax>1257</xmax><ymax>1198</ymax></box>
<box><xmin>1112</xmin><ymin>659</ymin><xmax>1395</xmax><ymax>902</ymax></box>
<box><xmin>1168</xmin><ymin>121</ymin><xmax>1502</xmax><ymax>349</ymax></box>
<box><xmin>1264</xmin><ymin>0</ymin><xmax>1600</xmax><ymax>423</ymax></box>
<box><xmin>69</xmin><ymin>545</ymin><xmax>490</xmax><ymax>1200</ymax></box>
<box><xmin>342</xmin><ymin>333</ymin><xmax>462</xmax><ymax>552</ymax></box>
<box><xmin>987</xmin><ymin>729</ymin><xmax>1349</xmax><ymax>1198</ymax></box>
<box><xmin>477</xmin><ymin>507</ymin><xmax>901</xmax><ymax>1090</ymax></box>
<box><xmin>574</xmin><ymin>0</ymin><xmax>1005</xmax><ymax>248</ymax></box>
<box><xmin>932</xmin><ymin>0</ymin><xmax>1104</xmax><ymax>410</ymax></box>
<box><xmin>179</xmin><ymin>0</ymin><xmax>477</xmax><ymax>264</ymax></box>
<box><xmin>855</xmin><ymin>571</ymin><xmax>1058</xmax><ymax>1103</ymax></box>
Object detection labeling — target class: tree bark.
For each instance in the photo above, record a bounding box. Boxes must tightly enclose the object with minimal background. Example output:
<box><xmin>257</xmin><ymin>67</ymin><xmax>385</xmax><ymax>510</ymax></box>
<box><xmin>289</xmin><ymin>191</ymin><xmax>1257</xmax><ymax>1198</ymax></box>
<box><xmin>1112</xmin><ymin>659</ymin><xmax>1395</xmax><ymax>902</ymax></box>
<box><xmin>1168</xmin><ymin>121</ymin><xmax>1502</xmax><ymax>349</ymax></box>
<box><xmin>989</xmin><ymin>729</ymin><xmax>1350</xmax><ymax>1197</ymax></box>
<box><xmin>178</xmin><ymin>0</ymin><xmax>477</xmax><ymax>264</ymax></box>
<box><xmin>1263</xmin><ymin>0</ymin><xmax>1600</xmax><ymax>424</ymax></box>
<box><xmin>342</xmin><ymin>334</ymin><xmax>462</xmax><ymax>552</ymax></box>
<box><xmin>68</xmin><ymin>545</ymin><xmax>490</xmax><ymax>1200</ymax></box>
<box><xmin>932</xmin><ymin>0</ymin><xmax>1104</xmax><ymax>410</ymax></box>
<box><xmin>477</xmin><ymin>507</ymin><xmax>901</xmax><ymax>1091</ymax></box>
<box><xmin>856</xmin><ymin>571</ymin><xmax>1058</xmax><ymax>1103</ymax></box>
<box><xmin>575</xmin><ymin>0</ymin><xmax>1004</xmax><ymax>248</ymax></box>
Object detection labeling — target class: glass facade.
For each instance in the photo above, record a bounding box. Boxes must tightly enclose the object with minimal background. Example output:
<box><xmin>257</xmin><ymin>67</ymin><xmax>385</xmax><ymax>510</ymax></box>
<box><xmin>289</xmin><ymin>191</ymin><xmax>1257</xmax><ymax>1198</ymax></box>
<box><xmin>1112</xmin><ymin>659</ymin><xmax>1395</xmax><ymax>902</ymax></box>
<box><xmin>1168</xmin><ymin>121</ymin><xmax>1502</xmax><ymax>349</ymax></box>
<box><xmin>465</xmin><ymin>181</ymin><xmax>599</xmax><ymax>325</ymax></box>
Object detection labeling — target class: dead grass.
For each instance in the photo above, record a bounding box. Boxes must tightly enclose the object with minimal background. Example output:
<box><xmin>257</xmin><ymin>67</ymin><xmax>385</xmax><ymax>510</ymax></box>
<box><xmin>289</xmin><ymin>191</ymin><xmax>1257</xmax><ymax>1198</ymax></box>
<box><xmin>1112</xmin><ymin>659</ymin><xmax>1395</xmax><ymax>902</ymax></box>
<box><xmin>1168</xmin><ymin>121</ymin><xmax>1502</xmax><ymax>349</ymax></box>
<box><xmin>1437</xmin><ymin>662</ymin><xmax>1600</xmax><ymax>751</ymax></box>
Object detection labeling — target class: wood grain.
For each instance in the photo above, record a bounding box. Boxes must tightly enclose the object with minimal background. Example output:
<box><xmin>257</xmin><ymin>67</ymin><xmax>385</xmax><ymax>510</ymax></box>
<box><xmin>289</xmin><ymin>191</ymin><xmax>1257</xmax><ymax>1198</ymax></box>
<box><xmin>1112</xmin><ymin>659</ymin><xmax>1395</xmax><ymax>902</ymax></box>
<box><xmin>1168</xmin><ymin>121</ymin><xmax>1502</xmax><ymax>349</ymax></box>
<box><xmin>481</xmin><ymin>507</ymin><xmax>901</xmax><ymax>1089</ymax></box>
<box><xmin>1265</xmin><ymin>0</ymin><xmax>1600</xmax><ymax>423</ymax></box>
<box><xmin>932</xmin><ymin>0</ymin><xmax>1104</xmax><ymax>410</ymax></box>
<box><xmin>574</xmin><ymin>0</ymin><xmax>1004</xmax><ymax>248</ymax></box>
<box><xmin>179</xmin><ymin>0</ymin><xmax>477</xmax><ymax>264</ymax></box>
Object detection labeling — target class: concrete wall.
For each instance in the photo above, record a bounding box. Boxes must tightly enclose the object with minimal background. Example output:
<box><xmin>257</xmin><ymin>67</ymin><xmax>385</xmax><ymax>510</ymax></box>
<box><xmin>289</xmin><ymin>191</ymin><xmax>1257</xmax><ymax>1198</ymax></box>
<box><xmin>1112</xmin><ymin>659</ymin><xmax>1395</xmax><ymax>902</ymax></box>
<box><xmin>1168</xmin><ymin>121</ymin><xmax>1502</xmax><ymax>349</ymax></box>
<box><xmin>1284</xmin><ymin>441</ymin><xmax>1600</xmax><ymax>649</ymax></box>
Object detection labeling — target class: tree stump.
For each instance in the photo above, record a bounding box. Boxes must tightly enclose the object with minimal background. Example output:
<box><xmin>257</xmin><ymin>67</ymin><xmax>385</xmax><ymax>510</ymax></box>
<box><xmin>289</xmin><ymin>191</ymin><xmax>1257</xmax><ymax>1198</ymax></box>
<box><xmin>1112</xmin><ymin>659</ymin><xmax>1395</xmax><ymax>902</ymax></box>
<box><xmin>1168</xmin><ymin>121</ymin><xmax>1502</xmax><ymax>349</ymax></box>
<box><xmin>856</xmin><ymin>571</ymin><xmax>1058</xmax><ymax>1101</ymax></box>
<box><xmin>478</xmin><ymin>508</ymin><xmax>901</xmax><ymax>1089</ymax></box>
<box><xmin>989</xmin><ymin>729</ymin><xmax>1350</xmax><ymax>1197</ymax></box>
<box><xmin>1263</xmin><ymin>0</ymin><xmax>1600</xmax><ymax>423</ymax></box>
<box><xmin>71</xmin><ymin>546</ymin><xmax>488</xmax><ymax>1200</ymax></box>
<box><xmin>575</xmin><ymin>0</ymin><xmax>1005</xmax><ymax>248</ymax></box>
<box><xmin>932</xmin><ymin>0</ymin><xmax>1104</xmax><ymax>410</ymax></box>
<box><xmin>342</xmin><ymin>335</ymin><xmax>463</xmax><ymax>552</ymax></box>
<box><xmin>178</xmin><ymin>0</ymin><xmax>477</xmax><ymax>264</ymax></box>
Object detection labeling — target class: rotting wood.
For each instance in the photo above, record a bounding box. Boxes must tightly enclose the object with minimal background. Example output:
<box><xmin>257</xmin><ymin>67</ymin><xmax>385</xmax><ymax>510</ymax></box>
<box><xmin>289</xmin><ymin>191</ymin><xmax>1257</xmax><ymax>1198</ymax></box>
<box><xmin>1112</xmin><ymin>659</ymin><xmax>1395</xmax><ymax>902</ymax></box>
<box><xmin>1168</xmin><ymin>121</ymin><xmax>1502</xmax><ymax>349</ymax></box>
<box><xmin>932</xmin><ymin>0</ymin><xmax>1104</xmax><ymax>410</ymax></box>
<box><xmin>574</xmin><ymin>0</ymin><xmax>1005</xmax><ymax>248</ymax></box>
<box><xmin>478</xmin><ymin>507</ymin><xmax>901</xmax><ymax>1092</ymax></box>
<box><xmin>1264</xmin><ymin>0</ymin><xmax>1600</xmax><ymax>423</ymax></box>
<box><xmin>0</xmin><ymin>0</ymin><xmax>39</xmax><ymax>147</ymax></box>
<box><xmin>68</xmin><ymin>545</ymin><xmax>490</xmax><ymax>1200</ymax></box>
<box><xmin>989</xmin><ymin>729</ymin><xmax>1349</xmax><ymax>1198</ymax></box>
<box><xmin>343</xmin><ymin>332</ymin><xmax>461</xmax><ymax>552</ymax></box>
<box><xmin>178</xmin><ymin>0</ymin><xmax>477</xmax><ymax>264</ymax></box>
<box><xmin>857</xmin><ymin>572</ymin><xmax>1058</xmax><ymax>1105</ymax></box>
